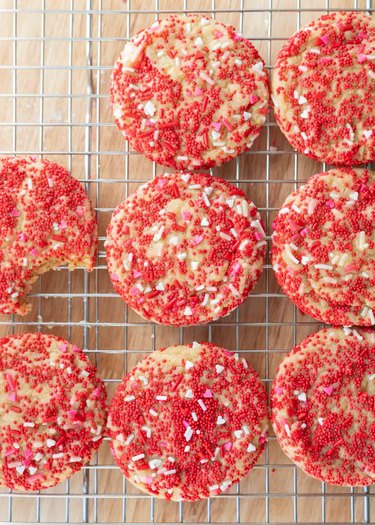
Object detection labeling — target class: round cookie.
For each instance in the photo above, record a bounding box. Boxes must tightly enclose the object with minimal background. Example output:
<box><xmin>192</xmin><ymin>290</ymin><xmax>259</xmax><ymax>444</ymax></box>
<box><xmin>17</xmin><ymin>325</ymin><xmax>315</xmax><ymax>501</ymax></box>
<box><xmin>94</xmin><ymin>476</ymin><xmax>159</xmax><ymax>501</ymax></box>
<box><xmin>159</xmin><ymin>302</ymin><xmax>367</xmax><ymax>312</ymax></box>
<box><xmin>0</xmin><ymin>333</ymin><xmax>107</xmax><ymax>491</ymax></box>
<box><xmin>272</xmin><ymin>167</ymin><xmax>375</xmax><ymax>327</ymax></box>
<box><xmin>111</xmin><ymin>14</ymin><xmax>269</xmax><ymax>170</ymax></box>
<box><xmin>0</xmin><ymin>156</ymin><xmax>97</xmax><ymax>315</ymax></box>
<box><xmin>107</xmin><ymin>342</ymin><xmax>268</xmax><ymax>501</ymax></box>
<box><xmin>272</xmin><ymin>327</ymin><xmax>375</xmax><ymax>486</ymax></box>
<box><xmin>272</xmin><ymin>11</ymin><xmax>375</xmax><ymax>165</ymax></box>
<box><xmin>105</xmin><ymin>172</ymin><xmax>266</xmax><ymax>326</ymax></box>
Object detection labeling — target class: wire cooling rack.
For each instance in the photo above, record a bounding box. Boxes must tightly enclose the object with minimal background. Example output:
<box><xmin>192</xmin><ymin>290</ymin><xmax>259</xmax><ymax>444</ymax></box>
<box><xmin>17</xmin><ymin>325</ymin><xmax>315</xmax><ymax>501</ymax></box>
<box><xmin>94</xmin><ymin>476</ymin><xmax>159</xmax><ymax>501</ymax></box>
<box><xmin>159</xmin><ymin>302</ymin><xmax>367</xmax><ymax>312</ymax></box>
<box><xmin>0</xmin><ymin>0</ymin><xmax>374</xmax><ymax>523</ymax></box>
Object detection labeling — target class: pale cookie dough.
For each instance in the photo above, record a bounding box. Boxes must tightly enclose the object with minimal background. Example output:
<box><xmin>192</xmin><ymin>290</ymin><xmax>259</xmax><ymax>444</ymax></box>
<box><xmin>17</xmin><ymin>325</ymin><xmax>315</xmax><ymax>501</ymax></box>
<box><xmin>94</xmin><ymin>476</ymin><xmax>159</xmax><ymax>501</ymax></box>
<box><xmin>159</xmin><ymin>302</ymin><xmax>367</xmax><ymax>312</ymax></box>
<box><xmin>111</xmin><ymin>14</ymin><xmax>269</xmax><ymax>170</ymax></box>
<box><xmin>108</xmin><ymin>342</ymin><xmax>268</xmax><ymax>501</ymax></box>
<box><xmin>0</xmin><ymin>333</ymin><xmax>107</xmax><ymax>491</ymax></box>
<box><xmin>272</xmin><ymin>327</ymin><xmax>375</xmax><ymax>486</ymax></box>
<box><xmin>105</xmin><ymin>172</ymin><xmax>266</xmax><ymax>326</ymax></box>
<box><xmin>272</xmin><ymin>11</ymin><xmax>375</xmax><ymax>165</ymax></box>
<box><xmin>272</xmin><ymin>167</ymin><xmax>375</xmax><ymax>327</ymax></box>
<box><xmin>0</xmin><ymin>156</ymin><xmax>97</xmax><ymax>315</ymax></box>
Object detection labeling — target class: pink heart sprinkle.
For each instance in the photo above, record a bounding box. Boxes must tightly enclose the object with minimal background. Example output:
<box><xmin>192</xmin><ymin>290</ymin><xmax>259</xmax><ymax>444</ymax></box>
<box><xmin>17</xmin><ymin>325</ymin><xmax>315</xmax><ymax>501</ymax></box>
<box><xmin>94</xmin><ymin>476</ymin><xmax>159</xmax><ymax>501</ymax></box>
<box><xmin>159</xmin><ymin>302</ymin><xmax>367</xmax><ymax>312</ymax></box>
<box><xmin>203</xmin><ymin>389</ymin><xmax>212</xmax><ymax>398</ymax></box>
<box><xmin>8</xmin><ymin>392</ymin><xmax>16</xmax><ymax>402</ymax></box>
<box><xmin>76</xmin><ymin>206</ymin><xmax>85</xmax><ymax>217</ymax></box>
<box><xmin>111</xmin><ymin>272</ymin><xmax>119</xmax><ymax>282</ymax></box>
<box><xmin>92</xmin><ymin>388</ymin><xmax>101</xmax><ymax>397</ymax></box>
<box><xmin>182</xmin><ymin>211</ymin><xmax>192</xmax><ymax>220</ymax></box>
<box><xmin>182</xmin><ymin>420</ymin><xmax>189</xmax><ymax>429</ymax></box>
<box><xmin>156</xmin><ymin>178</ymin><xmax>168</xmax><ymax>190</ymax></box>
<box><xmin>30</xmin><ymin>248</ymin><xmax>38</xmax><ymax>257</ymax></box>
<box><xmin>358</xmin><ymin>53</ymin><xmax>367</xmax><ymax>64</ymax></box>
<box><xmin>325</xmin><ymin>199</ymin><xmax>335</xmax><ymax>209</ymax></box>
<box><xmin>274</xmin><ymin>386</ymin><xmax>283</xmax><ymax>395</ymax></box>
<box><xmin>22</xmin><ymin>459</ymin><xmax>32</xmax><ymax>467</ymax></box>
<box><xmin>259</xmin><ymin>433</ymin><xmax>268</xmax><ymax>444</ymax></box>
<box><xmin>59</xmin><ymin>342</ymin><xmax>67</xmax><ymax>353</ymax></box>
<box><xmin>72</xmin><ymin>345</ymin><xmax>81</xmax><ymax>353</ymax></box>
<box><xmin>224</xmin><ymin>350</ymin><xmax>232</xmax><ymax>356</ymax></box>
<box><xmin>191</xmin><ymin>235</ymin><xmax>203</xmax><ymax>246</ymax></box>
<box><xmin>59</xmin><ymin>220</ymin><xmax>67</xmax><ymax>230</ymax></box>
<box><xmin>249</xmin><ymin>95</ymin><xmax>259</xmax><ymax>105</ymax></box>
<box><xmin>324</xmin><ymin>386</ymin><xmax>333</xmax><ymax>395</ymax></box>
<box><xmin>212</xmin><ymin>122</ymin><xmax>221</xmax><ymax>131</ymax></box>
<box><xmin>194</xmin><ymin>86</ymin><xmax>203</xmax><ymax>96</ymax></box>
<box><xmin>18</xmin><ymin>232</ymin><xmax>27</xmax><ymax>242</ymax></box>
<box><xmin>133</xmin><ymin>270</ymin><xmax>142</xmax><ymax>278</ymax></box>
<box><xmin>130</xmin><ymin>286</ymin><xmax>140</xmax><ymax>296</ymax></box>
<box><xmin>224</xmin><ymin>442</ymin><xmax>232</xmax><ymax>451</ymax></box>
<box><xmin>254</xmin><ymin>232</ymin><xmax>262</xmax><ymax>241</ymax></box>
<box><xmin>300</xmin><ymin>228</ymin><xmax>308</xmax><ymax>237</ymax></box>
<box><xmin>320</xmin><ymin>34</ymin><xmax>329</xmax><ymax>45</ymax></box>
<box><xmin>229</xmin><ymin>262</ymin><xmax>241</xmax><ymax>276</ymax></box>
<box><xmin>10</xmin><ymin>208</ymin><xmax>20</xmax><ymax>217</ymax></box>
<box><xmin>24</xmin><ymin>449</ymin><xmax>33</xmax><ymax>459</ymax></box>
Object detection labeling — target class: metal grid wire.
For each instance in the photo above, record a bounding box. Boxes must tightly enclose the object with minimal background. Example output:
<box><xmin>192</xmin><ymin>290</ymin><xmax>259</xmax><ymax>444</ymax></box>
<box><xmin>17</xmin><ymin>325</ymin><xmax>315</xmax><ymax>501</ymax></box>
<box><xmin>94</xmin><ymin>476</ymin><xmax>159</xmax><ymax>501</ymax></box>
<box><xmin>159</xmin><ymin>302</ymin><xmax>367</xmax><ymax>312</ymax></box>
<box><xmin>0</xmin><ymin>0</ymin><xmax>374</xmax><ymax>523</ymax></box>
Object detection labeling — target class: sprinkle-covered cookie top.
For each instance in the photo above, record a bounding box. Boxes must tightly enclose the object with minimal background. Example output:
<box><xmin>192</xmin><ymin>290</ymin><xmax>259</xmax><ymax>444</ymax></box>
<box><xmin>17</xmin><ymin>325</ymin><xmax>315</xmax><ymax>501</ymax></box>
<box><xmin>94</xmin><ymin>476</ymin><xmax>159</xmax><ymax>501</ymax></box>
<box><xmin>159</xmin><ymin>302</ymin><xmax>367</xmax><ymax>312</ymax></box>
<box><xmin>272</xmin><ymin>327</ymin><xmax>375</xmax><ymax>486</ymax></box>
<box><xmin>105</xmin><ymin>172</ymin><xmax>266</xmax><ymax>326</ymax></box>
<box><xmin>108</xmin><ymin>342</ymin><xmax>268</xmax><ymax>501</ymax></box>
<box><xmin>0</xmin><ymin>156</ymin><xmax>97</xmax><ymax>315</ymax></box>
<box><xmin>272</xmin><ymin>168</ymin><xmax>375</xmax><ymax>327</ymax></box>
<box><xmin>272</xmin><ymin>11</ymin><xmax>375</xmax><ymax>165</ymax></box>
<box><xmin>111</xmin><ymin>14</ymin><xmax>269</xmax><ymax>170</ymax></box>
<box><xmin>0</xmin><ymin>333</ymin><xmax>107</xmax><ymax>491</ymax></box>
